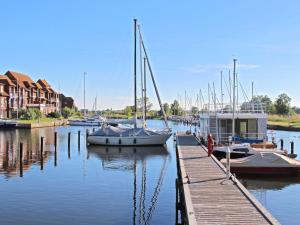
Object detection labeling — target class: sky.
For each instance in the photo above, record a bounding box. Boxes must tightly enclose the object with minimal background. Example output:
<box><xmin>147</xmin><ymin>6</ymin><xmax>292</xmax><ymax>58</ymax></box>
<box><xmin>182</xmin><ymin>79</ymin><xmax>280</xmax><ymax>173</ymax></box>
<box><xmin>1</xmin><ymin>0</ymin><xmax>300</xmax><ymax>110</ymax></box>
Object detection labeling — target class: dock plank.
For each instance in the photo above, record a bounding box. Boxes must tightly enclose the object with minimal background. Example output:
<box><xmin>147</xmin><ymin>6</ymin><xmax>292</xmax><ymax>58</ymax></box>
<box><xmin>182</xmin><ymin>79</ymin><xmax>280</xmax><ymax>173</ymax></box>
<box><xmin>176</xmin><ymin>133</ymin><xmax>280</xmax><ymax>225</ymax></box>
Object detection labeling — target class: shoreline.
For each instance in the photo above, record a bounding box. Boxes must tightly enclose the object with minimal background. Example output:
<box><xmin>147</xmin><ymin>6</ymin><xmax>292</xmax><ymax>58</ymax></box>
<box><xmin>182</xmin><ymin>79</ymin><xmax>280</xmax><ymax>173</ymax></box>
<box><xmin>267</xmin><ymin>124</ymin><xmax>300</xmax><ymax>132</ymax></box>
<box><xmin>16</xmin><ymin>119</ymin><xmax>69</xmax><ymax>129</ymax></box>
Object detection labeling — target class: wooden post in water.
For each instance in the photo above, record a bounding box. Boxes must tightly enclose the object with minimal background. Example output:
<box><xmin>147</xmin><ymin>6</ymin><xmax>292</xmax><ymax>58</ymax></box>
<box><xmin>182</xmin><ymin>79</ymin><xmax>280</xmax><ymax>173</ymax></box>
<box><xmin>54</xmin><ymin>132</ymin><xmax>57</xmax><ymax>167</ymax></box>
<box><xmin>40</xmin><ymin>136</ymin><xmax>44</xmax><ymax>170</ymax></box>
<box><xmin>78</xmin><ymin>130</ymin><xmax>81</xmax><ymax>151</ymax></box>
<box><xmin>19</xmin><ymin>142</ymin><xmax>23</xmax><ymax>177</ymax></box>
<box><xmin>68</xmin><ymin>132</ymin><xmax>71</xmax><ymax>159</ymax></box>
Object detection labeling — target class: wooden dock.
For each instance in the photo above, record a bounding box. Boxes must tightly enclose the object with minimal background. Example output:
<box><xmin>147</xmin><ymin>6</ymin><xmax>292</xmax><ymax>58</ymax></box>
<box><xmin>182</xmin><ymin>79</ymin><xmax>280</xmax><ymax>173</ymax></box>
<box><xmin>175</xmin><ymin>133</ymin><xmax>280</xmax><ymax>225</ymax></box>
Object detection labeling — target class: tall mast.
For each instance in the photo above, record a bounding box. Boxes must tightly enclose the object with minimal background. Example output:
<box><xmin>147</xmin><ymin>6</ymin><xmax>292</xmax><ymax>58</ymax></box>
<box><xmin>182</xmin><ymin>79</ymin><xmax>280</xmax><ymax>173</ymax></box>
<box><xmin>251</xmin><ymin>81</ymin><xmax>254</xmax><ymax>100</ymax></box>
<box><xmin>232</xmin><ymin>59</ymin><xmax>237</xmax><ymax>144</ymax></box>
<box><xmin>184</xmin><ymin>90</ymin><xmax>187</xmax><ymax>116</ymax></box>
<box><xmin>221</xmin><ymin>70</ymin><xmax>223</xmax><ymax>111</ymax></box>
<box><xmin>84</xmin><ymin>72</ymin><xmax>86</xmax><ymax>117</ymax></box>
<box><xmin>133</xmin><ymin>19</ymin><xmax>137</xmax><ymax>128</ymax></box>
<box><xmin>143</xmin><ymin>57</ymin><xmax>147</xmax><ymax>122</ymax></box>
<box><xmin>139</xmin><ymin>24</ymin><xmax>145</xmax><ymax>126</ymax></box>
<box><xmin>138</xmin><ymin>26</ymin><xmax>169</xmax><ymax>129</ymax></box>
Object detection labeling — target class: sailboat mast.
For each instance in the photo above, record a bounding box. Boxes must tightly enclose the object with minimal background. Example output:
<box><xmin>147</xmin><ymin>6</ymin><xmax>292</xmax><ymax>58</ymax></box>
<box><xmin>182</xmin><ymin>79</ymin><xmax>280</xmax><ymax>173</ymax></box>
<box><xmin>232</xmin><ymin>59</ymin><xmax>237</xmax><ymax>143</ymax></box>
<box><xmin>133</xmin><ymin>19</ymin><xmax>137</xmax><ymax>128</ymax></box>
<box><xmin>144</xmin><ymin>57</ymin><xmax>147</xmax><ymax>122</ymax></box>
<box><xmin>84</xmin><ymin>72</ymin><xmax>86</xmax><ymax>117</ymax></box>
<box><xmin>138</xmin><ymin>27</ymin><xmax>169</xmax><ymax>129</ymax></box>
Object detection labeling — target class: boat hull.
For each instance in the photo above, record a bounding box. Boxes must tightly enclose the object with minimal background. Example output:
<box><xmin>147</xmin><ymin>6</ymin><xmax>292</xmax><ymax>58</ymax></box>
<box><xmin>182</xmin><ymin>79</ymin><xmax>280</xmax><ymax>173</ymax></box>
<box><xmin>69</xmin><ymin>121</ymin><xmax>103</xmax><ymax>126</ymax></box>
<box><xmin>230</xmin><ymin>167</ymin><xmax>300</xmax><ymax>177</ymax></box>
<box><xmin>87</xmin><ymin>133</ymin><xmax>172</xmax><ymax>146</ymax></box>
<box><xmin>213</xmin><ymin>150</ymin><xmax>253</xmax><ymax>160</ymax></box>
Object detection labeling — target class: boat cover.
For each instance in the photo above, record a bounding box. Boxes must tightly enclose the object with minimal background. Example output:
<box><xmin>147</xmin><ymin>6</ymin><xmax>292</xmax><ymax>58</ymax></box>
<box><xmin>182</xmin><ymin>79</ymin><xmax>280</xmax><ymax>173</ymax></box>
<box><xmin>221</xmin><ymin>152</ymin><xmax>300</xmax><ymax>168</ymax></box>
<box><xmin>91</xmin><ymin>125</ymin><xmax>168</xmax><ymax>137</ymax></box>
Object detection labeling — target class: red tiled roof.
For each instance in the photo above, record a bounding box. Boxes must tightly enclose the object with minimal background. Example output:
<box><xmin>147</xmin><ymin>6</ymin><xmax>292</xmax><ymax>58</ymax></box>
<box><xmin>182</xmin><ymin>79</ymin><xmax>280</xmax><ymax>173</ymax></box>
<box><xmin>37</xmin><ymin>79</ymin><xmax>51</xmax><ymax>88</ymax></box>
<box><xmin>5</xmin><ymin>71</ymin><xmax>35</xmax><ymax>87</ymax></box>
<box><xmin>0</xmin><ymin>75</ymin><xmax>16</xmax><ymax>86</ymax></box>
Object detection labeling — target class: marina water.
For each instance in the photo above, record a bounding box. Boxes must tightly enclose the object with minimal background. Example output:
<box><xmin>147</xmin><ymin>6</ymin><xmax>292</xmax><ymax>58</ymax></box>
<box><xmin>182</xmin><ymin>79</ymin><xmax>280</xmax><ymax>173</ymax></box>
<box><xmin>0</xmin><ymin>120</ymin><xmax>299</xmax><ymax>225</ymax></box>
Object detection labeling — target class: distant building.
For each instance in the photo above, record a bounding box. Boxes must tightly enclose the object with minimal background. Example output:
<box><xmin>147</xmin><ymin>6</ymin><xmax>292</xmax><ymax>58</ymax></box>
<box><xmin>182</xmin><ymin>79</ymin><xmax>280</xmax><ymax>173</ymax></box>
<box><xmin>60</xmin><ymin>94</ymin><xmax>75</xmax><ymax>109</ymax></box>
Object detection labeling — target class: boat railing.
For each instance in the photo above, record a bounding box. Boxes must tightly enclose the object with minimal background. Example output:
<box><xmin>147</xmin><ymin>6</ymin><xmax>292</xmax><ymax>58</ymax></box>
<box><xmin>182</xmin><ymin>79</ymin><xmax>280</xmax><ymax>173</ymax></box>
<box><xmin>217</xmin><ymin>132</ymin><xmax>269</xmax><ymax>144</ymax></box>
<box><xmin>200</xmin><ymin>102</ymin><xmax>266</xmax><ymax>114</ymax></box>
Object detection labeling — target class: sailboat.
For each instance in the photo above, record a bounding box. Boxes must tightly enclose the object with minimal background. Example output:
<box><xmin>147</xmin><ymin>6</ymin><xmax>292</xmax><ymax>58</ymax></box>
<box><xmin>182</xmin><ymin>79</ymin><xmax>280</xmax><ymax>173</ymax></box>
<box><xmin>87</xmin><ymin>19</ymin><xmax>172</xmax><ymax>146</ymax></box>
<box><xmin>69</xmin><ymin>74</ymin><xmax>106</xmax><ymax>126</ymax></box>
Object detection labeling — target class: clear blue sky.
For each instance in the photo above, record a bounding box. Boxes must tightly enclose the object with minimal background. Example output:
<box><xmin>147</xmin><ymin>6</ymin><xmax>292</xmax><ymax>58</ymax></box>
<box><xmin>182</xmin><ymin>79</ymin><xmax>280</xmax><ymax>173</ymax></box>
<box><xmin>1</xmin><ymin>0</ymin><xmax>300</xmax><ymax>110</ymax></box>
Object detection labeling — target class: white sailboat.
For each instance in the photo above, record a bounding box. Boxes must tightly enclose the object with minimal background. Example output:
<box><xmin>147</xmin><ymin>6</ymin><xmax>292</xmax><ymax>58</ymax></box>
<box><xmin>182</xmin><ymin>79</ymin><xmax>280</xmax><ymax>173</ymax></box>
<box><xmin>69</xmin><ymin>75</ymin><xmax>107</xmax><ymax>126</ymax></box>
<box><xmin>87</xmin><ymin>19</ymin><xmax>172</xmax><ymax>146</ymax></box>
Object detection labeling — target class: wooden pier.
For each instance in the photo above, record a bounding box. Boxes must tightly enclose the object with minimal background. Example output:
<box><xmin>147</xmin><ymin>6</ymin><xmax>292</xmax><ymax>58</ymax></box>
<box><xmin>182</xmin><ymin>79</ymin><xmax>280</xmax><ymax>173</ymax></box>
<box><xmin>175</xmin><ymin>133</ymin><xmax>280</xmax><ymax>225</ymax></box>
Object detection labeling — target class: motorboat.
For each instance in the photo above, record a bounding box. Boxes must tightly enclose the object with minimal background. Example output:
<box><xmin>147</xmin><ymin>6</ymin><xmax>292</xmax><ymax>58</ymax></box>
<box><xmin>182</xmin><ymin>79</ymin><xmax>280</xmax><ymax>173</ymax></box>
<box><xmin>86</xmin><ymin>19</ymin><xmax>172</xmax><ymax>146</ymax></box>
<box><xmin>221</xmin><ymin>152</ymin><xmax>300</xmax><ymax>177</ymax></box>
<box><xmin>69</xmin><ymin>115</ymin><xmax>106</xmax><ymax>126</ymax></box>
<box><xmin>213</xmin><ymin>143</ymin><xmax>287</xmax><ymax>160</ymax></box>
<box><xmin>0</xmin><ymin>119</ymin><xmax>17</xmax><ymax>128</ymax></box>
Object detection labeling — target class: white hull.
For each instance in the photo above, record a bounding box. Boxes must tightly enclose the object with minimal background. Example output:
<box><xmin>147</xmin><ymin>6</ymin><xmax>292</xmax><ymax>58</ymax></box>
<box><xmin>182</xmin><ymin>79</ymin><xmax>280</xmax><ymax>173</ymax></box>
<box><xmin>87</xmin><ymin>133</ymin><xmax>171</xmax><ymax>146</ymax></box>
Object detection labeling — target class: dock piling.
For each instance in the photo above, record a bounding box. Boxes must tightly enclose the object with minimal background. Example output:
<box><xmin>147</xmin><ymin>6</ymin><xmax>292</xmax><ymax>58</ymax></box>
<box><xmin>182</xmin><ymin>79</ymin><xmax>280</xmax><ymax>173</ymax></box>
<box><xmin>19</xmin><ymin>142</ymin><xmax>23</xmax><ymax>177</ymax></box>
<box><xmin>280</xmin><ymin>139</ymin><xmax>284</xmax><ymax>150</ymax></box>
<box><xmin>68</xmin><ymin>132</ymin><xmax>71</xmax><ymax>158</ymax></box>
<box><xmin>54</xmin><ymin>131</ymin><xmax>57</xmax><ymax>166</ymax></box>
<box><xmin>78</xmin><ymin>130</ymin><xmax>80</xmax><ymax>150</ymax></box>
<box><xmin>226</xmin><ymin>146</ymin><xmax>231</xmax><ymax>179</ymax></box>
<box><xmin>291</xmin><ymin>141</ymin><xmax>294</xmax><ymax>155</ymax></box>
<box><xmin>40</xmin><ymin>136</ymin><xmax>44</xmax><ymax>170</ymax></box>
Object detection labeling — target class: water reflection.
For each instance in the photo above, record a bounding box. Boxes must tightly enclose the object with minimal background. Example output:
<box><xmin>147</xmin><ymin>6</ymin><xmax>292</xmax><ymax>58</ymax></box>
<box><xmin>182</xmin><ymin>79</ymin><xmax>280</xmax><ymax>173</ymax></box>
<box><xmin>240</xmin><ymin>177</ymin><xmax>300</xmax><ymax>191</ymax></box>
<box><xmin>87</xmin><ymin>145</ymin><xmax>170</xmax><ymax>225</ymax></box>
<box><xmin>0</xmin><ymin>129</ymin><xmax>52</xmax><ymax>178</ymax></box>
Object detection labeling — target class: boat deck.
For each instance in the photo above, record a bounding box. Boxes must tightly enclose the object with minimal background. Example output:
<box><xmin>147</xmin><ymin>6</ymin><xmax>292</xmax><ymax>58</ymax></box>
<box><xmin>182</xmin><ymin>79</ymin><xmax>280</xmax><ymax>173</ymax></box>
<box><xmin>176</xmin><ymin>133</ymin><xmax>280</xmax><ymax>225</ymax></box>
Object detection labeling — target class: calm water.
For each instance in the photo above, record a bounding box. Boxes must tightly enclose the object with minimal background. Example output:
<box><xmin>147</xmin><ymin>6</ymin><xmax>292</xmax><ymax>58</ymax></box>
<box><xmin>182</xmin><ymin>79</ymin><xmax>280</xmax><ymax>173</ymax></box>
<box><xmin>0</xmin><ymin>121</ymin><xmax>300</xmax><ymax>225</ymax></box>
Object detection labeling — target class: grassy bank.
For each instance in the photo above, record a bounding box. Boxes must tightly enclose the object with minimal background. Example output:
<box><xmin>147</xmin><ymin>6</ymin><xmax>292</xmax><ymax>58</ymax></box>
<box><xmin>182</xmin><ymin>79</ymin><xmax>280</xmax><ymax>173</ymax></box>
<box><xmin>267</xmin><ymin>114</ymin><xmax>300</xmax><ymax>130</ymax></box>
<box><xmin>18</xmin><ymin>117</ymin><xmax>64</xmax><ymax>124</ymax></box>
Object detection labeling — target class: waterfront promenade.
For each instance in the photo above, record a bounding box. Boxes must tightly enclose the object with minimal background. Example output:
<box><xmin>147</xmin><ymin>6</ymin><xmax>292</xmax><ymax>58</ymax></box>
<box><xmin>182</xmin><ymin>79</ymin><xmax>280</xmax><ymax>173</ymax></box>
<box><xmin>176</xmin><ymin>133</ymin><xmax>280</xmax><ymax>225</ymax></box>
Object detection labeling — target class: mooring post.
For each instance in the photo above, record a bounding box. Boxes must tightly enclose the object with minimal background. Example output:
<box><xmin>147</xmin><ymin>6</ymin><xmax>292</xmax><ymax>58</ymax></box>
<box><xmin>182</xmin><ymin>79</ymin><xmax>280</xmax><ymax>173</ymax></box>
<box><xmin>78</xmin><ymin>130</ymin><xmax>81</xmax><ymax>149</ymax></box>
<box><xmin>291</xmin><ymin>141</ymin><xmax>294</xmax><ymax>155</ymax></box>
<box><xmin>19</xmin><ymin>142</ymin><xmax>23</xmax><ymax>177</ymax></box>
<box><xmin>40</xmin><ymin>136</ymin><xmax>44</xmax><ymax>170</ymax></box>
<box><xmin>54</xmin><ymin>131</ymin><xmax>57</xmax><ymax>150</ymax></box>
<box><xmin>68</xmin><ymin>132</ymin><xmax>71</xmax><ymax>158</ymax></box>
<box><xmin>280</xmin><ymin>139</ymin><xmax>284</xmax><ymax>150</ymax></box>
<box><xmin>226</xmin><ymin>146</ymin><xmax>231</xmax><ymax>179</ymax></box>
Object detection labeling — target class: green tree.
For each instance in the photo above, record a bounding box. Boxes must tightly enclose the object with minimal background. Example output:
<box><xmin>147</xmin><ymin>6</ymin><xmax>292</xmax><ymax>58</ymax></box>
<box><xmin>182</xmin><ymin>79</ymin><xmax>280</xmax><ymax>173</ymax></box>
<box><xmin>251</xmin><ymin>95</ymin><xmax>275</xmax><ymax>114</ymax></box>
<box><xmin>123</xmin><ymin>106</ymin><xmax>133</xmax><ymax>117</ymax></box>
<box><xmin>163</xmin><ymin>103</ymin><xmax>170</xmax><ymax>116</ymax></box>
<box><xmin>62</xmin><ymin>107</ymin><xmax>73</xmax><ymax>118</ymax></box>
<box><xmin>137</xmin><ymin>97</ymin><xmax>152</xmax><ymax>111</ymax></box>
<box><xmin>274</xmin><ymin>93</ymin><xmax>291</xmax><ymax>115</ymax></box>
<box><xmin>170</xmin><ymin>100</ymin><xmax>183</xmax><ymax>115</ymax></box>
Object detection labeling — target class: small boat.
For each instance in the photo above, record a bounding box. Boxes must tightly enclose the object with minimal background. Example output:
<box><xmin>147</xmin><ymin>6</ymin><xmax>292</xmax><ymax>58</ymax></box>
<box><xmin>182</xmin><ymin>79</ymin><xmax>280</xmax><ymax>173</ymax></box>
<box><xmin>221</xmin><ymin>152</ymin><xmax>300</xmax><ymax>177</ymax></box>
<box><xmin>0</xmin><ymin>119</ymin><xmax>17</xmax><ymax>128</ymax></box>
<box><xmin>213</xmin><ymin>143</ymin><xmax>287</xmax><ymax>160</ymax></box>
<box><xmin>69</xmin><ymin>115</ymin><xmax>106</xmax><ymax>126</ymax></box>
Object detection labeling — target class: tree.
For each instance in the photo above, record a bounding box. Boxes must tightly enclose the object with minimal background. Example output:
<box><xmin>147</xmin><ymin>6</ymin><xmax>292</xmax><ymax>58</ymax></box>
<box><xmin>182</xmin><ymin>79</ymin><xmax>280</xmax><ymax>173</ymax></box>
<box><xmin>163</xmin><ymin>103</ymin><xmax>170</xmax><ymax>116</ymax></box>
<box><xmin>62</xmin><ymin>107</ymin><xmax>73</xmax><ymax>118</ymax></box>
<box><xmin>191</xmin><ymin>106</ymin><xmax>199</xmax><ymax>115</ymax></box>
<box><xmin>251</xmin><ymin>95</ymin><xmax>275</xmax><ymax>114</ymax></box>
<box><xmin>170</xmin><ymin>100</ymin><xmax>183</xmax><ymax>115</ymax></box>
<box><xmin>137</xmin><ymin>97</ymin><xmax>152</xmax><ymax>111</ymax></box>
<box><xmin>274</xmin><ymin>93</ymin><xmax>291</xmax><ymax>115</ymax></box>
<box><xmin>123</xmin><ymin>106</ymin><xmax>133</xmax><ymax>117</ymax></box>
